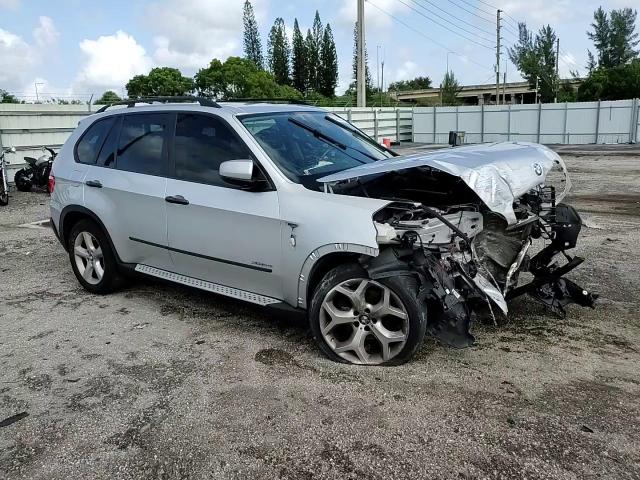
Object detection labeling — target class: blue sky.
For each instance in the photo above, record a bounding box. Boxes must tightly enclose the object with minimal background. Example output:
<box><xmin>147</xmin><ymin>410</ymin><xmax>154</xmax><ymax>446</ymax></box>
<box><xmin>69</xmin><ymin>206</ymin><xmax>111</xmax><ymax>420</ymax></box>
<box><xmin>0</xmin><ymin>0</ymin><xmax>636</xmax><ymax>101</ymax></box>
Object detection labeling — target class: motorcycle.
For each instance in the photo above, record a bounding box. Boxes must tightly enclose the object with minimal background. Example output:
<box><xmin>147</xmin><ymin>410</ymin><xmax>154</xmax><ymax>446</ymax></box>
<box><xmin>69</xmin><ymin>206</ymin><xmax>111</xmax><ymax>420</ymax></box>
<box><xmin>0</xmin><ymin>146</ymin><xmax>15</xmax><ymax>206</ymax></box>
<box><xmin>14</xmin><ymin>146</ymin><xmax>57</xmax><ymax>193</ymax></box>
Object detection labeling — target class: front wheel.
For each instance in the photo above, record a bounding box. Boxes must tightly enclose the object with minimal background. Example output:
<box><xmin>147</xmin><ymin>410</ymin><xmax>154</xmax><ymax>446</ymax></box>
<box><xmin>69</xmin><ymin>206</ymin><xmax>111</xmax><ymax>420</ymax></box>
<box><xmin>309</xmin><ymin>263</ymin><xmax>427</xmax><ymax>366</ymax></box>
<box><xmin>14</xmin><ymin>169</ymin><xmax>32</xmax><ymax>192</ymax></box>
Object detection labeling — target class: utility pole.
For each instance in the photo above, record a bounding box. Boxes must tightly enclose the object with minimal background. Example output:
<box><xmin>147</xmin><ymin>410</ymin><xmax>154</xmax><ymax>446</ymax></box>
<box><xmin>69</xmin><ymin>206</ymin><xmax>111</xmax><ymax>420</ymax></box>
<box><xmin>495</xmin><ymin>9</ymin><xmax>501</xmax><ymax>105</ymax></box>
<box><xmin>376</xmin><ymin>45</ymin><xmax>381</xmax><ymax>107</ymax></box>
<box><xmin>554</xmin><ymin>37</ymin><xmax>560</xmax><ymax>103</ymax></box>
<box><xmin>381</xmin><ymin>59</ymin><xmax>385</xmax><ymax>106</ymax></box>
<box><xmin>535</xmin><ymin>75</ymin><xmax>540</xmax><ymax>104</ymax></box>
<box><xmin>357</xmin><ymin>0</ymin><xmax>366</xmax><ymax>107</ymax></box>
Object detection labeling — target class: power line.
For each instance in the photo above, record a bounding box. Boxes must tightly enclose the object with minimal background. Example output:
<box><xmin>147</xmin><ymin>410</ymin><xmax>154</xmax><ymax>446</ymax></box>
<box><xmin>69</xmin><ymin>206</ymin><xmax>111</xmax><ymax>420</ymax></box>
<box><xmin>413</xmin><ymin>0</ymin><xmax>497</xmax><ymax>40</ymax></box>
<box><xmin>456</xmin><ymin>0</ymin><xmax>495</xmax><ymax>19</ymax></box>
<box><xmin>445</xmin><ymin>0</ymin><xmax>495</xmax><ymax>25</ymax></box>
<box><xmin>395</xmin><ymin>0</ymin><xmax>496</xmax><ymax>50</ymax></box>
<box><xmin>367</xmin><ymin>0</ymin><xmax>494</xmax><ymax>73</ymax></box>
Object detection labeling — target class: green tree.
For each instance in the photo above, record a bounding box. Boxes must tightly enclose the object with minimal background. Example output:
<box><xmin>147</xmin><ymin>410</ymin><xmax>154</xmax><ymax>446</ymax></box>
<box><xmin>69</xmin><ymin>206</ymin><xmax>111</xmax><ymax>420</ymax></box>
<box><xmin>305</xmin><ymin>29</ymin><xmax>319</xmax><ymax>93</ymax></box>
<box><xmin>0</xmin><ymin>89</ymin><xmax>20</xmax><ymax>103</ymax></box>
<box><xmin>243</xmin><ymin>0</ymin><xmax>263</xmax><ymax>69</ymax></box>
<box><xmin>195</xmin><ymin>56</ymin><xmax>302</xmax><ymax>100</ymax></box>
<box><xmin>95</xmin><ymin>90</ymin><xmax>121</xmax><ymax>105</ymax></box>
<box><xmin>588</xmin><ymin>7</ymin><xmax>638</xmax><ymax>68</ymax></box>
<box><xmin>319</xmin><ymin>24</ymin><xmax>338</xmax><ymax>97</ymax></box>
<box><xmin>349</xmin><ymin>20</ymin><xmax>373</xmax><ymax>95</ymax></box>
<box><xmin>440</xmin><ymin>70</ymin><xmax>462</xmax><ymax>105</ymax></box>
<box><xmin>389</xmin><ymin>76</ymin><xmax>432</xmax><ymax>92</ymax></box>
<box><xmin>267</xmin><ymin>18</ymin><xmax>291</xmax><ymax>86</ymax></box>
<box><xmin>291</xmin><ymin>19</ymin><xmax>308</xmax><ymax>93</ymax></box>
<box><xmin>126</xmin><ymin>67</ymin><xmax>195</xmax><ymax>98</ymax></box>
<box><xmin>578</xmin><ymin>59</ymin><xmax>640</xmax><ymax>100</ymax></box>
<box><xmin>508</xmin><ymin>23</ymin><xmax>558</xmax><ymax>103</ymax></box>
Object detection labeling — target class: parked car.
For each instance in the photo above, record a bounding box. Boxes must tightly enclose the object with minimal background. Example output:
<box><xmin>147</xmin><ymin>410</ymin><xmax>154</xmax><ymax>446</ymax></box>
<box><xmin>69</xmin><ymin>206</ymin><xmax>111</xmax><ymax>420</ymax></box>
<box><xmin>50</xmin><ymin>97</ymin><xmax>596</xmax><ymax>365</ymax></box>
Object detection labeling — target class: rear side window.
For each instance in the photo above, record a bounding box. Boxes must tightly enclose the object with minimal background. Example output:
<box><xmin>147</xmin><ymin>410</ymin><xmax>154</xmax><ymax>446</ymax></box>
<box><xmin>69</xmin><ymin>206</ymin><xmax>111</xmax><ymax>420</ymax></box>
<box><xmin>174</xmin><ymin>113</ymin><xmax>252</xmax><ymax>186</ymax></box>
<box><xmin>96</xmin><ymin>116</ymin><xmax>121</xmax><ymax>168</ymax></box>
<box><xmin>75</xmin><ymin>117</ymin><xmax>115</xmax><ymax>165</ymax></box>
<box><xmin>116</xmin><ymin>113</ymin><xmax>170</xmax><ymax>176</ymax></box>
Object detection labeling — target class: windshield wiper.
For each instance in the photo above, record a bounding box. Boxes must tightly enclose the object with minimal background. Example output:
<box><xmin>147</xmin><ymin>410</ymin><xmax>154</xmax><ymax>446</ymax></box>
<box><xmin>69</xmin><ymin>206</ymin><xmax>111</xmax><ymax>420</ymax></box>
<box><xmin>288</xmin><ymin>117</ymin><xmax>347</xmax><ymax>149</ymax></box>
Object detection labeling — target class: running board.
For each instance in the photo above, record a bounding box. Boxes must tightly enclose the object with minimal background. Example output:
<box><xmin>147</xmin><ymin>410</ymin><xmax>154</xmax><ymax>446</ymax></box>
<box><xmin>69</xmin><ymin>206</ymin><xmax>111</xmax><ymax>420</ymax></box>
<box><xmin>135</xmin><ymin>264</ymin><xmax>281</xmax><ymax>306</ymax></box>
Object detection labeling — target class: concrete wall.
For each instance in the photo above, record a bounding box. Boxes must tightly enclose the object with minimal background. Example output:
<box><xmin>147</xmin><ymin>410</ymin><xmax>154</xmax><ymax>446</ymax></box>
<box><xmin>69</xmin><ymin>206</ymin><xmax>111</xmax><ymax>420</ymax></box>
<box><xmin>413</xmin><ymin>99</ymin><xmax>640</xmax><ymax>145</ymax></box>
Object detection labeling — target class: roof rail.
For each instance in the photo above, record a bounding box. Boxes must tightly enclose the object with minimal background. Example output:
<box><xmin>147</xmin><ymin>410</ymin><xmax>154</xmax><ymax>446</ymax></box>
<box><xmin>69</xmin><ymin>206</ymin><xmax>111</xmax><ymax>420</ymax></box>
<box><xmin>221</xmin><ymin>98</ymin><xmax>314</xmax><ymax>106</ymax></box>
<box><xmin>95</xmin><ymin>96</ymin><xmax>220</xmax><ymax>113</ymax></box>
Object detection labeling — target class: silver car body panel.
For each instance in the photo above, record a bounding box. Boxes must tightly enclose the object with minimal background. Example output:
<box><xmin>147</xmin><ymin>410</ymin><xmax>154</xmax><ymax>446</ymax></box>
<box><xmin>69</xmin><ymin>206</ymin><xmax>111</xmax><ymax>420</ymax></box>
<box><xmin>318</xmin><ymin>142</ymin><xmax>570</xmax><ymax>225</ymax></box>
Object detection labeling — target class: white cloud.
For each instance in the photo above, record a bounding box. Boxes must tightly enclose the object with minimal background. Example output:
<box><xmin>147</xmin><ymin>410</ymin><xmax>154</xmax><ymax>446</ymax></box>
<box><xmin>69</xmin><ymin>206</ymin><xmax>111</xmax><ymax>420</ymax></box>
<box><xmin>147</xmin><ymin>0</ymin><xmax>268</xmax><ymax>71</ymax></box>
<box><xmin>74</xmin><ymin>31</ymin><xmax>153</xmax><ymax>93</ymax></box>
<box><xmin>337</xmin><ymin>0</ymin><xmax>409</xmax><ymax>30</ymax></box>
<box><xmin>0</xmin><ymin>0</ymin><xmax>20</xmax><ymax>9</ymax></box>
<box><xmin>394</xmin><ymin>60</ymin><xmax>418</xmax><ymax>81</ymax></box>
<box><xmin>0</xmin><ymin>28</ymin><xmax>37</xmax><ymax>90</ymax></box>
<box><xmin>33</xmin><ymin>16</ymin><xmax>59</xmax><ymax>46</ymax></box>
<box><xmin>490</xmin><ymin>0</ymin><xmax>572</xmax><ymax>25</ymax></box>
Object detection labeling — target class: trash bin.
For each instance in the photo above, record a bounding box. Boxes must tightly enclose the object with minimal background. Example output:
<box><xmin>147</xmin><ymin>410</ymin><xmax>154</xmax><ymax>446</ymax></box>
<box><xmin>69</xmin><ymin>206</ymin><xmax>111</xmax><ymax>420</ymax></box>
<box><xmin>448</xmin><ymin>131</ymin><xmax>466</xmax><ymax>146</ymax></box>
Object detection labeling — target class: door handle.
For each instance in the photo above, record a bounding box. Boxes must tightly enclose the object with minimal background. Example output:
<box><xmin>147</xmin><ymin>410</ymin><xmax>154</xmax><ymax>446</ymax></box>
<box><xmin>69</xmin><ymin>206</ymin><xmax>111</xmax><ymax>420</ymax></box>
<box><xmin>85</xmin><ymin>180</ymin><xmax>102</xmax><ymax>188</ymax></box>
<box><xmin>165</xmin><ymin>195</ymin><xmax>189</xmax><ymax>205</ymax></box>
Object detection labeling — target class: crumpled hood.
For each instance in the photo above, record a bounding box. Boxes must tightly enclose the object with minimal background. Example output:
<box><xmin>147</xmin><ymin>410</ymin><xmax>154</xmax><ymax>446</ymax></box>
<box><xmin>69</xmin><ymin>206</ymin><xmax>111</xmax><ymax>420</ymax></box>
<box><xmin>318</xmin><ymin>142</ymin><xmax>570</xmax><ymax>224</ymax></box>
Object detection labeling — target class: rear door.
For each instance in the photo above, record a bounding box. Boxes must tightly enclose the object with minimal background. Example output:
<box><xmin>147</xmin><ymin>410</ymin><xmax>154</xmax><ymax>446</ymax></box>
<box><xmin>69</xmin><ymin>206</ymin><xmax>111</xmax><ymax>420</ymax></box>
<box><xmin>165</xmin><ymin>112</ymin><xmax>283</xmax><ymax>299</ymax></box>
<box><xmin>82</xmin><ymin>112</ymin><xmax>173</xmax><ymax>270</ymax></box>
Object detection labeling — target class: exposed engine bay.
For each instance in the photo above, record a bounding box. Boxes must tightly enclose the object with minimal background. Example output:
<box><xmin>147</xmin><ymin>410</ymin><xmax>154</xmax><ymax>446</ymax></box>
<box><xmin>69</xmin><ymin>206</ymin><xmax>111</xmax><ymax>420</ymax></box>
<box><xmin>319</xmin><ymin>142</ymin><xmax>597</xmax><ymax>349</ymax></box>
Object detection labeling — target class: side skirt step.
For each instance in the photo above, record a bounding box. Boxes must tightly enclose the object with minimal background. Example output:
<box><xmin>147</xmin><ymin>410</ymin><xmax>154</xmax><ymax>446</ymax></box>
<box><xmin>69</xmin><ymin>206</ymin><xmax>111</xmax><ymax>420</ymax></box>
<box><xmin>135</xmin><ymin>264</ymin><xmax>281</xmax><ymax>306</ymax></box>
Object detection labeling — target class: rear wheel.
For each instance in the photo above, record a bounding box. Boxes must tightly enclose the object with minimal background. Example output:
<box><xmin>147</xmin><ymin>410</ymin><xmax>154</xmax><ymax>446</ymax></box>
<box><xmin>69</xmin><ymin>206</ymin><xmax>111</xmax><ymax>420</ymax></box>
<box><xmin>14</xmin><ymin>169</ymin><xmax>32</xmax><ymax>192</ymax></box>
<box><xmin>309</xmin><ymin>263</ymin><xmax>427</xmax><ymax>365</ymax></box>
<box><xmin>68</xmin><ymin>219</ymin><xmax>122</xmax><ymax>294</ymax></box>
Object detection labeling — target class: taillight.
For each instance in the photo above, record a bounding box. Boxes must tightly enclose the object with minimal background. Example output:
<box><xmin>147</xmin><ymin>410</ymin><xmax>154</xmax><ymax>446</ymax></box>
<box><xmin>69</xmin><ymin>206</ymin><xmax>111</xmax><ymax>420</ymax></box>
<box><xmin>48</xmin><ymin>174</ymin><xmax>55</xmax><ymax>194</ymax></box>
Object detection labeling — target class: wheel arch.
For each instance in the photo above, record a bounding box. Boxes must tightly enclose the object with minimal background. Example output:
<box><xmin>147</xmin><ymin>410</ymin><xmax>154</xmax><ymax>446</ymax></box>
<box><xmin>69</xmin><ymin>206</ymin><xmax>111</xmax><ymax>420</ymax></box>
<box><xmin>297</xmin><ymin>244</ymin><xmax>379</xmax><ymax>309</ymax></box>
<box><xmin>59</xmin><ymin>205</ymin><xmax>121</xmax><ymax>262</ymax></box>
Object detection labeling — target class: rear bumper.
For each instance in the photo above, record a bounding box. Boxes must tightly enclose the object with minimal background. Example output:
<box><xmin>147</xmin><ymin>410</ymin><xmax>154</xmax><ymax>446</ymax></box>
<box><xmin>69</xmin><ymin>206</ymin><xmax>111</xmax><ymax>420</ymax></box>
<box><xmin>50</xmin><ymin>216</ymin><xmax>64</xmax><ymax>247</ymax></box>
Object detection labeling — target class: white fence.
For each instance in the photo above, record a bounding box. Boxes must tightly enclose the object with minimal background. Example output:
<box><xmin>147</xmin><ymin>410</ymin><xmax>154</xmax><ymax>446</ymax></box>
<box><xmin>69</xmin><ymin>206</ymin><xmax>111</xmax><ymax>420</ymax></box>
<box><xmin>0</xmin><ymin>105</ymin><xmax>412</xmax><ymax>180</ymax></box>
<box><xmin>413</xmin><ymin>99</ymin><xmax>640</xmax><ymax>145</ymax></box>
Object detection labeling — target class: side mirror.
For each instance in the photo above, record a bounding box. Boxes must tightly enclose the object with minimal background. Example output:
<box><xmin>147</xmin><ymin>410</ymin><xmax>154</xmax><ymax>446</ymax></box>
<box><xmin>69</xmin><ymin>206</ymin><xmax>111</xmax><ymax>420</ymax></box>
<box><xmin>219</xmin><ymin>159</ymin><xmax>269</xmax><ymax>190</ymax></box>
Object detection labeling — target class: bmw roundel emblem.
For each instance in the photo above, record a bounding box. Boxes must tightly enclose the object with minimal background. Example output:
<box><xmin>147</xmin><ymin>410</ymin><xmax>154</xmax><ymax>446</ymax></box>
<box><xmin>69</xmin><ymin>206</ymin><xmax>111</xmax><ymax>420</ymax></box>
<box><xmin>533</xmin><ymin>163</ymin><xmax>543</xmax><ymax>176</ymax></box>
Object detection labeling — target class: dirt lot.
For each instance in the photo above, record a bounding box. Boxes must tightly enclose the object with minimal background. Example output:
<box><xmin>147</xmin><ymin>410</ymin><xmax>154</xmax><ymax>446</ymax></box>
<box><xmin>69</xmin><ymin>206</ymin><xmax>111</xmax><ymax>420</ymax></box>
<box><xmin>1</xmin><ymin>152</ymin><xmax>640</xmax><ymax>480</ymax></box>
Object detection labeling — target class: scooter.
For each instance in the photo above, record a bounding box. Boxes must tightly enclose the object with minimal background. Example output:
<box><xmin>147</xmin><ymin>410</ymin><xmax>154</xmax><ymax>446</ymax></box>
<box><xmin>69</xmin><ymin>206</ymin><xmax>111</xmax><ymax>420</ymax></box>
<box><xmin>14</xmin><ymin>146</ymin><xmax>57</xmax><ymax>193</ymax></box>
<box><xmin>0</xmin><ymin>146</ymin><xmax>15</xmax><ymax>206</ymax></box>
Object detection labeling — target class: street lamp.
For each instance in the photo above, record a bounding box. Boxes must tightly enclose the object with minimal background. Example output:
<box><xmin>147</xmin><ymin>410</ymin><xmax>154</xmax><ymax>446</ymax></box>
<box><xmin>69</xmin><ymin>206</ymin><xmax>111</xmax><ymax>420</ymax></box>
<box><xmin>34</xmin><ymin>82</ymin><xmax>44</xmax><ymax>103</ymax></box>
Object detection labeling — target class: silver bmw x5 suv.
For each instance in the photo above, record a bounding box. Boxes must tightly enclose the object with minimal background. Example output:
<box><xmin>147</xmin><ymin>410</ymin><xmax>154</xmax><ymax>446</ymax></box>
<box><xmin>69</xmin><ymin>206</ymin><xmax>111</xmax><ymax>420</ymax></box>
<box><xmin>50</xmin><ymin>96</ymin><xmax>596</xmax><ymax>365</ymax></box>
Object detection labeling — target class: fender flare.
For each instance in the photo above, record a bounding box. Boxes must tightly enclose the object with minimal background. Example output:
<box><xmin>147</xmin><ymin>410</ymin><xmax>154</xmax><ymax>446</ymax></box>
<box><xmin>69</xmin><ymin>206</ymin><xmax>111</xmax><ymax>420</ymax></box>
<box><xmin>59</xmin><ymin>205</ymin><xmax>122</xmax><ymax>263</ymax></box>
<box><xmin>296</xmin><ymin>243</ymin><xmax>378</xmax><ymax>309</ymax></box>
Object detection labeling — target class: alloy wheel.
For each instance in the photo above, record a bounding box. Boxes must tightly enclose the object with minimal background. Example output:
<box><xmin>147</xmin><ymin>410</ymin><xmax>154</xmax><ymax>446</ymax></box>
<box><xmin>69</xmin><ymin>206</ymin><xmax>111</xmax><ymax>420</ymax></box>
<box><xmin>73</xmin><ymin>231</ymin><xmax>104</xmax><ymax>285</ymax></box>
<box><xmin>320</xmin><ymin>278</ymin><xmax>409</xmax><ymax>365</ymax></box>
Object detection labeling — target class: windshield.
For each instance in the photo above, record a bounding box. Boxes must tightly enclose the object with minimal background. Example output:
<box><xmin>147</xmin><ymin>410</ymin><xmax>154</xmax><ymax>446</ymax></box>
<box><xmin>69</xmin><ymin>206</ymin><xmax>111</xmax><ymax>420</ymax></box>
<box><xmin>240</xmin><ymin>111</ymin><xmax>394</xmax><ymax>189</ymax></box>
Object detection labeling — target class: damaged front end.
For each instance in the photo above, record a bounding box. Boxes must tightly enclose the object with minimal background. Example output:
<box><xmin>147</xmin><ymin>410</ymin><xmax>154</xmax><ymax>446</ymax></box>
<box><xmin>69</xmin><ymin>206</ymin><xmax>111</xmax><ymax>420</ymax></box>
<box><xmin>319</xmin><ymin>142</ymin><xmax>597</xmax><ymax>349</ymax></box>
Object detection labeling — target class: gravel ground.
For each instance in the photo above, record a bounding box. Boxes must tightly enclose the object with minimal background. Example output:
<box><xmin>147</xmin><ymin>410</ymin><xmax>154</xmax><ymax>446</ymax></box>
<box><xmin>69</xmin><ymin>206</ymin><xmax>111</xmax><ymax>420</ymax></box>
<box><xmin>1</xmin><ymin>153</ymin><xmax>639</xmax><ymax>480</ymax></box>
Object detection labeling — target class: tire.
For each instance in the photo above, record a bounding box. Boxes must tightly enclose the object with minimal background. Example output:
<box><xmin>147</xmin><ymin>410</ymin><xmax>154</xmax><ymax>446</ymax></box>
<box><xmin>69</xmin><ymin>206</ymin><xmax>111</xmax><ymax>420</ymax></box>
<box><xmin>14</xmin><ymin>169</ymin><xmax>32</xmax><ymax>192</ymax></box>
<box><xmin>68</xmin><ymin>219</ymin><xmax>122</xmax><ymax>294</ymax></box>
<box><xmin>309</xmin><ymin>263</ymin><xmax>427</xmax><ymax>366</ymax></box>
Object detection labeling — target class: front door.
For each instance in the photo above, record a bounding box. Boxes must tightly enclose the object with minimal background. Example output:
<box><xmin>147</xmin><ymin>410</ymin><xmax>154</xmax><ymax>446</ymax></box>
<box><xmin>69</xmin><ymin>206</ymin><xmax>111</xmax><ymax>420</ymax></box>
<box><xmin>165</xmin><ymin>112</ymin><xmax>282</xmax><ymax>300</ymax></box>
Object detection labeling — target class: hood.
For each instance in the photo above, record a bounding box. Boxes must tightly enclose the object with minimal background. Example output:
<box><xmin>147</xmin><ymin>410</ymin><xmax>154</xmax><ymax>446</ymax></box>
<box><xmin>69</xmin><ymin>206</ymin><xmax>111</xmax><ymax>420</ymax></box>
<box><xmin>318</xmin><ymin>142</ymin><xmax>570</xmax><ymax>224</ymax></box>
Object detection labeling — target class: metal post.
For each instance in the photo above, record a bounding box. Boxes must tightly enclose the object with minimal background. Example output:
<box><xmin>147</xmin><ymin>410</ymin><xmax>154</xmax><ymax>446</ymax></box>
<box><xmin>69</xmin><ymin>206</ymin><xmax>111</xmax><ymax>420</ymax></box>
<box><xmin>433</xmin><ymin>106</ymin><xmax>437</xmax><ymax>143</ymax></box>
<box><xmin>347</xmin><ymin>108</ymin><xmax>352</xmax><ymax>123</ymax></box>
<box><xmin>480</xmin><ymin>103</ymin><xmax>485</xmax><ymax>143</ymax></box>
<box><xmin>507</xmin><ymin>104</ymin><xmax>511</xmax><ymax>141</ymax></box>
<box><xmin>496</xmin><ymin>9</ymin><xmax>501</xmax><ymax>106</ymax></box>
<box><xmin>554</xmin><ymin>37</ymin><xmax>560</xmax><ymax>103</ymax></box>
<box><xmin>628</xmin><ymin>98</ymin><xmax>637</xmax><ymax>143</ymax></box>
<box><xmin>595</xmin><ymin>99</ymin><xmax>601</xmax><ymax>144</ymax></box>
<box><xmin>563</xmin><ymin>102</ymin><xmax>569</xmax><ymax>144</ymax></box>
<box><xmin>374</xmin><ymin>109</ymin><xmax>379</xmax><ymax>143</ymax></box>
<box><xmin>536</xmin><ymin>102</ymin><xmax>542</xmax><ymax>143</ymax></box>
<box><xmin>395</xmin><ymin>109</ymin><xmax>401</xmax><ymax>144</ymax></box>
<box><xmin>356</xmin><ymin>0</ymin><xmax>366</xmax><ymax>107</ymax></box>
<box><xmin>455</xmin><ymin>105</ymin><xmax>459</xmax><ymax>132</ymax></box>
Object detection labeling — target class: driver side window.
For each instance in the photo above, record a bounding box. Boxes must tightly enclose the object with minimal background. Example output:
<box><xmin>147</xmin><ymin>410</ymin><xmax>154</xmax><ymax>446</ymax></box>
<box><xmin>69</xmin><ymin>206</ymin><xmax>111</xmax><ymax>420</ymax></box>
<box><xmin>174</xmin><ymin>113</ymin><xmax>252</xmax><ymax>187</ymax></box>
